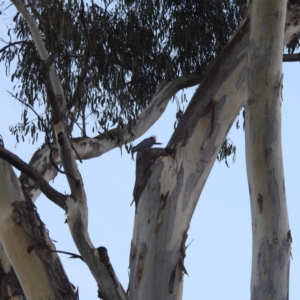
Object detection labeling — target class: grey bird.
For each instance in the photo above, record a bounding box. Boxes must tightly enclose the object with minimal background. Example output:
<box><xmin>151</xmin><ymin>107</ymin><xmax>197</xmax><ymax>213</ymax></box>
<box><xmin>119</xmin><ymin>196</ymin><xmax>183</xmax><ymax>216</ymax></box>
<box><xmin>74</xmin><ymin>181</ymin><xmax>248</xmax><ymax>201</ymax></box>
<box><xmin>0</xmin><ymin>135</ymin><xmax>4</xmax><ymax>148</ymax></box>
<box><xmin>131</xmin><ymin>136</ymin><xmax>162</xmax><ymax>153</ymax></box>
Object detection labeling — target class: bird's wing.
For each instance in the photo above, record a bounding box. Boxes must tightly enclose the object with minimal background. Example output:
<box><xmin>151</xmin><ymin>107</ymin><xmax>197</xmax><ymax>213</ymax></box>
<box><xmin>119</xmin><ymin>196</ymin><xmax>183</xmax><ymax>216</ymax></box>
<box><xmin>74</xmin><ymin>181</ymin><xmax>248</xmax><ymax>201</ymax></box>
<box><xmin>132</xmin><ymin>138</ymin><xmax>152</xmax><ymax>152</ymax></box>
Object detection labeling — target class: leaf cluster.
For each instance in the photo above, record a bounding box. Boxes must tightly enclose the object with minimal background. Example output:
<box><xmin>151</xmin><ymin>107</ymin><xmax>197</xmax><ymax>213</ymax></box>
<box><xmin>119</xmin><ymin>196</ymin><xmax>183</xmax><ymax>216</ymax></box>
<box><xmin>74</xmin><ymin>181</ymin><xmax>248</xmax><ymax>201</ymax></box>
<box><xmin>217</xmin><ymin>138</ymin><xmax>236</xmax><ymax>167</ymax></box>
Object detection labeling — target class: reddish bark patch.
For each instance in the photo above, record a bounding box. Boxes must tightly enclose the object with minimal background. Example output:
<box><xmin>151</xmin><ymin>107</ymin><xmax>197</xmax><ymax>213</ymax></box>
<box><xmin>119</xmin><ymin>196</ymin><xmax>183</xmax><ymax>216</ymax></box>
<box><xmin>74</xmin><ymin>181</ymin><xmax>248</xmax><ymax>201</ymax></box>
<box><xmin>155</xmin><ymin>192</ymin><xmax>169</xmax><ymax>232</ymax></box>
<box><xmin>169</xmin><ymin>228</ymin><xmax>189</xmax><ymax>294</ymax></box>
<box><xmin>135</xmin><ymin>243</ymin><xmax>148</xmax><ymax>288</ymax></box>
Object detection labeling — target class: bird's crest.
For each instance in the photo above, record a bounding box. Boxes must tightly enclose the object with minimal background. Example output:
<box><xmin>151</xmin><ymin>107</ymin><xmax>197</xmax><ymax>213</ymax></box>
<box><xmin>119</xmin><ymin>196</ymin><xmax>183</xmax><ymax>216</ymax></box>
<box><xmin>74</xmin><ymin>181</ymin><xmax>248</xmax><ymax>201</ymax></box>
<box><xmin>151</xmin><ymin>136</ymin><xmax>157</xmax><ymax>142</ymax></box>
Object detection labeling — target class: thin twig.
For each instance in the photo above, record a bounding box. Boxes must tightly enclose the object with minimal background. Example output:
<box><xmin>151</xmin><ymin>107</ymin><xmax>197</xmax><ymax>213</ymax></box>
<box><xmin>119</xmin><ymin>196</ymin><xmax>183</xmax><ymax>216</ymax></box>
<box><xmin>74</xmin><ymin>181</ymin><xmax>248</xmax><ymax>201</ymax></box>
<box><xmin>47</xmin><ymin>249</ymin><xmax>83</xmax><ymax>261</ymax></box>
<box><xmin>0</xmin><ymin>40</ymin><xmax>33</xmax><ymax>53</ymax></box>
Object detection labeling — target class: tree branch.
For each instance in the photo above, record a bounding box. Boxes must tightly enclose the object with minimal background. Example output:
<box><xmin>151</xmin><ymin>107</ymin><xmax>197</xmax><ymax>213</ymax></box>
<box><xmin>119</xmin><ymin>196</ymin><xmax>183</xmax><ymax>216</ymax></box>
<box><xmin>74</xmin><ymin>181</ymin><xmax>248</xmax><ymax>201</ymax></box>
<box><xmin>0</xmin><ymin>146</ymin><xmax>66</xmax><ymax>210</ymax></box>
<box><xmin>11</xmin><ymin>0</ymin><xmax>48</xmax><ymax>60</ymax></box>
<box><xmin>168</xmin><ymin>0</ymin><xmax>300</xmax><ymax>152</ymax></box>
<box><xmin>19</xmin><ymin>71</ymin><xmax>205</xmax><ymax>203</ymax></box>
<box><xmin>283</xmin><ymin>52</ymin><xmax>300</xmax><ymax>61</ymax></box>
<box><xmin>0</xmin><ymin>40</ymin><xmax>33</xmax><ymax>53</ymax></box>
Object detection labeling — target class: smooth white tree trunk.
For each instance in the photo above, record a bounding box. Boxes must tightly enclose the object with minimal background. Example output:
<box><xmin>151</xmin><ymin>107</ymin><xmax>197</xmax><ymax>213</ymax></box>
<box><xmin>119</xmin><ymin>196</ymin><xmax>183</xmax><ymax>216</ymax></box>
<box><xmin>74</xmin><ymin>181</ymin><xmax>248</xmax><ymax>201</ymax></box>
<box><xmin>246</xmin><ymin>1</ymin><xmax>291</xmax><ymax>299</ymax></box>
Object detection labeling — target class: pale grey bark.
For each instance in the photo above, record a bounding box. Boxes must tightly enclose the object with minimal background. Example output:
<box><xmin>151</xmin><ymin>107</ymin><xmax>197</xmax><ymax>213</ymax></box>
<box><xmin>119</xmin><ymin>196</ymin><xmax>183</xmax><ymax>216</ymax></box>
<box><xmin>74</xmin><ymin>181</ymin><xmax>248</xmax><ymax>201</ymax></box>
<box><xmin>0</xmin><ymin>159</ymin><xmax>76</xmax><ymax>299</ymax></box>
<box><xmin>246</xmin><ymin>1</ymin><xmax>291</xmax><ymax>299</ymax></box>
<box><xmin>0</xmin><ymin>243</ymin><xmax>25</xmax><ymax>300</ymax></box>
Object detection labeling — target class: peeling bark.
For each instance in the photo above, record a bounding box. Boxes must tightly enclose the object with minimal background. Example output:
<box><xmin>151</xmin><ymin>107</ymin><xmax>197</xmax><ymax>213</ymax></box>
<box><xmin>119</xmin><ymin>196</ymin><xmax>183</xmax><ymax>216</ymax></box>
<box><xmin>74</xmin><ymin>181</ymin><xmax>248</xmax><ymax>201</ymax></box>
<box><xmin>0</xmin><ymin>243</ymin><xmax>25</xmax><ymax>300</ymax></box>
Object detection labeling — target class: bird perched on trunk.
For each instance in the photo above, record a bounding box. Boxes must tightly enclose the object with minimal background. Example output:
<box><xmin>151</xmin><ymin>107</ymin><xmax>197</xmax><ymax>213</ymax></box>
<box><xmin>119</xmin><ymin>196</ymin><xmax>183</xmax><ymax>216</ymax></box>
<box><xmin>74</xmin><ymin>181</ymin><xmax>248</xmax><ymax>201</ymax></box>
<box><xmin>0</xmin><ymin>135</ymin><xmax>4</xmax><ymax>148</ymax></box>
<box><xmin>131</xmin><ymin>136</ymin><xmax>162</xmax><ymax>153</ymax></box>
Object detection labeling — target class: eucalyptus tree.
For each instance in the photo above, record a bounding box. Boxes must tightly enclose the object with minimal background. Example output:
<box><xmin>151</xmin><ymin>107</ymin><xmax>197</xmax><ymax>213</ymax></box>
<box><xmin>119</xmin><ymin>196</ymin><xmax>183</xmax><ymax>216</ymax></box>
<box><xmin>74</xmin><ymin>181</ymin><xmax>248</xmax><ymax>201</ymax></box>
<box><xmin>0</xmin><ymin>0</ymin><xmax>299</xmax><ymax>299</ymax></box>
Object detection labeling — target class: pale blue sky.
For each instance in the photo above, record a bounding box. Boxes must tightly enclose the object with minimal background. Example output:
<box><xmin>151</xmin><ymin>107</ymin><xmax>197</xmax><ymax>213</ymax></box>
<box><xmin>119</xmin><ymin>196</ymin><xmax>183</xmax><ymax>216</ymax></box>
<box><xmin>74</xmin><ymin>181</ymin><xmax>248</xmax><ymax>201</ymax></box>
<box><xmin>0</xmin><ymin>7</ymin><xmax>299</xmax><ymax>299</ymax></box>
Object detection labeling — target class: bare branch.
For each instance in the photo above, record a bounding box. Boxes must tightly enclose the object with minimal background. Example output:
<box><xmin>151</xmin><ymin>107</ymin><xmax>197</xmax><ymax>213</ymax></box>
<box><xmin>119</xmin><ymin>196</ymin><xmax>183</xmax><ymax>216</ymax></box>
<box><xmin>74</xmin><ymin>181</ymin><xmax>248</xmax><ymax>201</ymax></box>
<box><xmin>283</xmin><ymin>52</ymin><xmax>300</xmax><ymax>61</ymax></box>
<box><xmin>0</xmin><ymin>40</ymin><xmax>34</xmax><ymax>53</ymax></box>
<box><xmin>48</xmin><ymin>249</ymin><xmax>83</xmax><ymax>261</ymax></box>
<box><xmin>0</xmin><ymin>146</ymin><xmax>66</xmax><ymax>210</ymax></box>
<box><xmin>11</xmin><ymin>0</ymin><xmax>48</xmax><ymax>60</ymax></box>
<box><xmin>19</xmin><ymin>71</ymin><xmax>205</xmax><ymax>203</ymax></box>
